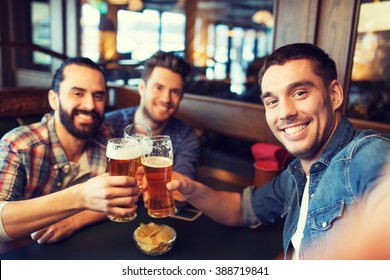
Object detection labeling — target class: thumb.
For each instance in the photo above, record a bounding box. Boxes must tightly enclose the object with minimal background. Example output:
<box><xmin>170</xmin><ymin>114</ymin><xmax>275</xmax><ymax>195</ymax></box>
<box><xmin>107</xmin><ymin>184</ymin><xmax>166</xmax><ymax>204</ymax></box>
<box><xmin>166</xmin><ymin>180</ymin><xmax>181</xmax><ymax>191</ymax></box>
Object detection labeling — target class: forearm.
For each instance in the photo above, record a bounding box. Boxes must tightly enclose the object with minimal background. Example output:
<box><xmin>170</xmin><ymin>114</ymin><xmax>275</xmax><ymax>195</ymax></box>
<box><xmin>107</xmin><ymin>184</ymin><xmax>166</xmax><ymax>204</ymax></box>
<box><xmin>187</xmin><ymin>182</ymin><xmax>244</xmax><ymax>227</ymax></box>
<box><xmin>65</xmin><ymin>210</ymin><xmax>107</xmax><ymax>232</ymax></box>
<box><xmin>1</xmin><ymin>186</ymin><xmax>84</xmax><ymax>239</ymax></box>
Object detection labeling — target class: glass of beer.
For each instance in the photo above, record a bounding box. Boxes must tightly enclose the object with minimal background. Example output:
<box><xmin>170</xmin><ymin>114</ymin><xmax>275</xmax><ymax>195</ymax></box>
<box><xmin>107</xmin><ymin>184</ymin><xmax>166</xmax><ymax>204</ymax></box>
<box><xmin>106</xmin><ymin>137</ymin><xmax>140</xmax><ymax>222</ymax></box>
<box><xmin>123</xmin><ymin>123</ymin><xmax>153</xmax><ymax>140</ymax></box>
<box><xmin>140</xmin><ymin>135</ymin><xmax>177</xmax><ymax>218</ymax></box>
<box><xmin>124</xmin><ymin>123</ymin><xmax>152</xmax><ymax>183</ymax></box>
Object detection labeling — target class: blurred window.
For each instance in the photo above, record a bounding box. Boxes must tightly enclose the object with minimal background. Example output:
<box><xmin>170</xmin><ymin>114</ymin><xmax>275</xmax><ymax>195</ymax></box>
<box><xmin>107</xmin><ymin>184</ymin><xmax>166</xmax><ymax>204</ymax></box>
<box><xmin>161</xmin><ymin>12</ymin><xmax>185</xmax><ymax>52</ymax></box>
<box><xmin>80</xmin><ymin>1</ymin><xmax>274</xmax><ymax>102</ymax></box>
<box><xmin>117</xmin><ymin>9</ymin><xmax>160</xmax><ymax>60</ymax></box>
<box><xmin>31</xmin><ymin>1</ymin><xmax>51</xmax><ymax>66</ymax></box>
<box><xmin>347</xmin><ymin>0</ymin><xmax>390</xmax><ymax>124</ymax></box>
<box><xmin>81</xmin><ymin>3</ymin><xmax>100</xmax><ymax>61</ymax></box>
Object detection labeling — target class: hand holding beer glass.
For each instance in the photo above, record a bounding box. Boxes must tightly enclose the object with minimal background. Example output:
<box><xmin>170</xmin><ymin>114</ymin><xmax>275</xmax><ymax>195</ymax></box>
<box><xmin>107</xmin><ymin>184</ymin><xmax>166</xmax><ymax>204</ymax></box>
<box><xmin>141</xmin><ymin>135</ymin><xmax>177</xmax><ymax>218</ymax></box>
<box><xmin>106</xmin><ymin>138</ymin><xmax>140</xmax><ymax>222</ymax></box>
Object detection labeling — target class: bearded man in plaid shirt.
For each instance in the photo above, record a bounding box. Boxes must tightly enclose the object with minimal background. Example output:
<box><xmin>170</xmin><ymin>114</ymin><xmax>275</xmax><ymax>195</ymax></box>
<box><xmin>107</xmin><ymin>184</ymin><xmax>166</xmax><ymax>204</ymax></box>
<box><xmin>0</xmin><ymin>57</ymin><xmax>139</xmax><ymax>244</ymax></box>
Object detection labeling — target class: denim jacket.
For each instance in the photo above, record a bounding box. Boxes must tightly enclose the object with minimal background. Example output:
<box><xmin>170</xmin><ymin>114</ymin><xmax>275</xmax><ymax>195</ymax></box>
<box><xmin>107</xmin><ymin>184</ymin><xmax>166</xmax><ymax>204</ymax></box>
<box><xmin>242</xmin><ymin>117</ymin><xmax>390</xmax><ymax>259</ymax></box>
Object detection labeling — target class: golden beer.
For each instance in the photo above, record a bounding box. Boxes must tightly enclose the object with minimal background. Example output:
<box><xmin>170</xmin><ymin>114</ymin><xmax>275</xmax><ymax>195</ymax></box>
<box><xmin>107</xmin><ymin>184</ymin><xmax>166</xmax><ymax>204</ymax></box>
<box><xmin>107</xmin><ymin>158</ymin><xmax>139</xmax><ymax>177</ymax></box>
<box><xmin>142</xmin><ymin>156</ymin><xmax>177</xmax><ymax>218</ymax></box>
<box><xmin>106</xmin><ymin>138</ymin><xmax>140</xmax><ymax>222</ymax></box>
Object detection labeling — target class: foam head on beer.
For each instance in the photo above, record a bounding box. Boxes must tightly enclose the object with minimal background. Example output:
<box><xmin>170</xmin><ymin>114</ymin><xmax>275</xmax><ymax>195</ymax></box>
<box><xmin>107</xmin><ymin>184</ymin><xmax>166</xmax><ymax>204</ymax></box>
<box><xmin>140</xmin><ymin>139</ymin><xmax>153</xmax><ymax>155</ymax></box>
<box><xmin>105</xmin><ymin>138</ymin><xmax>140</xmax><ymax>222</ymax></box>
<box><xmin>106</xmin><ymin>138</ymin><xmax>140</xmax><ymax>160</ymax></box>
<box><xmin>106</xmin><ymin>138</ymin><xmax>140</xmax><ymax>178</ymax></box>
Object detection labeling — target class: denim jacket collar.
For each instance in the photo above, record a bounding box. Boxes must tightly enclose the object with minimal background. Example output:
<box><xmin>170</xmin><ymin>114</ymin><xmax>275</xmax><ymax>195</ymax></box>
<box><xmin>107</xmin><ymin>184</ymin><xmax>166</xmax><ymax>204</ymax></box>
<box><xmin>287</xmin><ymin>117</ymin><xmax>356</xmax><ymax>175</ymax></box>
<box><xmin>314</xmin><ymin>117</ymin><xmax>356</xmax><ymax>168</ymax></box>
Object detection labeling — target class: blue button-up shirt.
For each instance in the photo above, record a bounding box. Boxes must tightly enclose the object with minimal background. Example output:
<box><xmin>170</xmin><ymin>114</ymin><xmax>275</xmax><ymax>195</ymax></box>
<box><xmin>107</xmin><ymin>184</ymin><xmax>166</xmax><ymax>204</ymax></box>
<box><xmin>242</xmin><ymin>117</ymin><xmax>390</xmax><ymax>259</ymax></box>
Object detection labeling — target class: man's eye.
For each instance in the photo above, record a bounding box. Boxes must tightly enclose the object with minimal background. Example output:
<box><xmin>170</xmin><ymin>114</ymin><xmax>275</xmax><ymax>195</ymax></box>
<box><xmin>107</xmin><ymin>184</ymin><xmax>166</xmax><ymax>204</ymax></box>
<box><xmin>94</xmin><ymin>94</ymin><xmax>104</xmax><ymax>101</ymax></box>
<box><xmin>171</xmin><ymin>89</ymin><xmax>182</xmax><ymax>96</ymax></box>
<box><xmin>294</xmin><ymin>90</ymin><xmax>308</xmax><ymax>97</ymax></box>
<box><xmin>265</xmin><ymin>99</ymin><xmax>278</xmax><ymax>108</ymax></box>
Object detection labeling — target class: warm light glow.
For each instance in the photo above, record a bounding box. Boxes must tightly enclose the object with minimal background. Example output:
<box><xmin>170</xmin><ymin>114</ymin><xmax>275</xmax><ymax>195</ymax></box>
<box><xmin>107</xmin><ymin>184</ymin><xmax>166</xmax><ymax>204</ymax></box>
<box><xmin>252</xmin><ymin>10</ymin><xmax>273</xmax><ymax>28</ymax></box>
<box><xmin>358</xmin><ymin>1</ymin><xmax>390</xmax><ymax>32</ymax></box>
<box><xmin>107</xmin><ymin>0</ymin><xmax>143</xmax><ymax>11</ymax></box>
<box><xmin>128</xmin><ymin>0</ymin><xmax>143</xmax><ymax>11</ymax></box>
<box><xmin>107</xmin><ymin>0</ymin><xmax>128</xmax><ymax>4</ymax></box>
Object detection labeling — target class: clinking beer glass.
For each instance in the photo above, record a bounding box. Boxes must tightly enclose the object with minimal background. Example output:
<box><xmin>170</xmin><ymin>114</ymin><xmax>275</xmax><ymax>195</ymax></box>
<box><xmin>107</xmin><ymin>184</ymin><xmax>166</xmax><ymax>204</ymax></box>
<box><xmin>106</xmin><ymin>137</ymin><xmax>140</xmax><ymax>222</ymax></box>
<box><xmin>124</xmin><ymin>123</ymin><xmax>153</xmax><ymax>172</ymax></box>
<box><xmin>123</xmin><ymin>123</ymin><xmax>153</xmax><ymax>140</ymax></box>
<box><xmin>140</xmin><ymin>135</ymin><xmax>177</xmax><ymax>218</ymax></box>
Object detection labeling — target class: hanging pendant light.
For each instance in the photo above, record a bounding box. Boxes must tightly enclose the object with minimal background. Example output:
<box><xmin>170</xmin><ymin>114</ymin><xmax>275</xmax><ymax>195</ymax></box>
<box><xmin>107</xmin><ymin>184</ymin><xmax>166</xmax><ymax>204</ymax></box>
<box><xmin>107</xmin><ymin>0</ymin><xmax>128</xmax><ymax>4</ymax></box>
<box><xmin>128</xmin><ymin>0</ymin><xmax>143</xmax><ymax>11</ymax></box>
<box><xmin>252</xmin><ymin>10</ymin><xmax>273</xmax><ymax>28</ymax></box>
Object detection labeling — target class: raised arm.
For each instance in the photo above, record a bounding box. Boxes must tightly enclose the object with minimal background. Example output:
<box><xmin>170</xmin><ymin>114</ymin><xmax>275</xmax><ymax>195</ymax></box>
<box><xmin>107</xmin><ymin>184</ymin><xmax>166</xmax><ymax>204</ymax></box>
<box><xmin>167</xmin><ymin>172</ymin><xmax>245</xmax><ymax>227</ymax></box>
<box><xmin>0</xmin><ymin>174</ymin><xmax>139</xmax><ymax>241</ymax></box>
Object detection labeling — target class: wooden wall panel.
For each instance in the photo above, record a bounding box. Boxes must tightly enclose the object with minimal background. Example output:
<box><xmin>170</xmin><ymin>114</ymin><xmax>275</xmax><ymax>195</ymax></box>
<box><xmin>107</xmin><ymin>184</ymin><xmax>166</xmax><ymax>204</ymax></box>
<box><xmin>273</xmin><ymin>0</ymin><xmax>319</xmax><ymax>49</ymax></box>
<box><xmin>0</xmin><ymin>87</ymin><xmax>50</xmax><ymax>117</ymax></box>
<box><xmin>316</xmin><ymin>0</ymin><xmax>359</xmax><ymax>89</ymax></box>
<box><xmin>109</xmin><ymin>86</ymin><xmax>279</xmax><ymax>144</ymax></box>
<box><xmin>176</xmin><ymin>94</ymin><xmax>278</xmax><ymax>143</ymax></box>
<box><xmin>109</xmin><ymin>85</ymin><xmax>390</xmax><ymax>140</ymax></box>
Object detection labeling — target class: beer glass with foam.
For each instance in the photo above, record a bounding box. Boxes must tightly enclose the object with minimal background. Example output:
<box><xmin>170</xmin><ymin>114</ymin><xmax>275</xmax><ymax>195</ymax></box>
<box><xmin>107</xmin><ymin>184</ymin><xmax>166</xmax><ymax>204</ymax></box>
<box><xmin>124</xmin><ymin>123</ymin><xmax>153</xmax><ymax>140</ymax></box>
<box><xmin>140</xmin><ymin>135</ymin><xmax>177</xmax><ymax>218</ymax></box>
<box><xmin>124</xmin><ymin>123</ymin><xmax>152</xmax><ymax>170</ymax></box>
<box><xmin>106</xmin><ymin>137</ymin><xmax>140</xmax><ymax>222</ymax></box>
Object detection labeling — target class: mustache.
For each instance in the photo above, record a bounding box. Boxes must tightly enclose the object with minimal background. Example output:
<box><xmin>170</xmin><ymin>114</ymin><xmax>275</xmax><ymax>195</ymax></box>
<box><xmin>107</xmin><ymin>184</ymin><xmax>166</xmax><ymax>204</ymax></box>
<box><xmin>71</xmin><ymin>109</ymin><xmax>101</xmax><ymax>119</ymax></box>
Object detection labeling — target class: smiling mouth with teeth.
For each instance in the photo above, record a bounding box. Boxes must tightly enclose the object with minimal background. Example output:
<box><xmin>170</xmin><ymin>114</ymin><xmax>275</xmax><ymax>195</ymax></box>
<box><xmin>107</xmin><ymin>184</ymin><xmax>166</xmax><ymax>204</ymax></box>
<box><xmin>284</xmin><ymin>124</ymin><xmax>306</xmax><ymax>135</ymax></box>
<box><xmin>72</xmin><ymin>108</ymin><xmax>100</xmax><ymax>122</ymax></box>
<box><xmin>77</xmin><ymin>113</ymin><xmax>94</xmax><ymax>120</ymax></box>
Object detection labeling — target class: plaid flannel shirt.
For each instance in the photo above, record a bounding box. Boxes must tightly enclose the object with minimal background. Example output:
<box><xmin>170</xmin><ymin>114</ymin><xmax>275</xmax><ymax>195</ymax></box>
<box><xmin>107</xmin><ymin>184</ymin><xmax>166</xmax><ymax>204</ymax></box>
<box><xmin>0</xmin><ymin>113</ymin><xmax>112</xmax><ymax>201</ymax></box>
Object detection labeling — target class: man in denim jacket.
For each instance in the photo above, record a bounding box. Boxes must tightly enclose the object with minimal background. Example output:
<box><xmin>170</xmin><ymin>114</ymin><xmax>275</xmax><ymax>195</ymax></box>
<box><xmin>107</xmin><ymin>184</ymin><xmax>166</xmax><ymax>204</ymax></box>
<box><xmin>163</xmin><ymin>43</ymin><xmax>390</xmax><ymax>259</ymax></box>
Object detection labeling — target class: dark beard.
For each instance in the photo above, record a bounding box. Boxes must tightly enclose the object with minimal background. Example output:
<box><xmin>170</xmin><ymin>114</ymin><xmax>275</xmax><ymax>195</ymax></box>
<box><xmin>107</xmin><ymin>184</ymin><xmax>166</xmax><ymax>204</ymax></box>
<box><xmin>59</xmin><ymin>103</ymin><xmax>104</xmax><ymax>139</ymax></box>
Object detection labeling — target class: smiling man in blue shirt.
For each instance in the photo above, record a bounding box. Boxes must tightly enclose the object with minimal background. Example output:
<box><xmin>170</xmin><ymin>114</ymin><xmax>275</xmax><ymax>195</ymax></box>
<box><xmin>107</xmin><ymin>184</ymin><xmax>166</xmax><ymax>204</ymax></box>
<box><xmin>163</xmin><ymin>43</ymin><xmax>390</xmax><ymax>259</ymax></box>
<box><xmin>105</xmin><ymin>51</ymin><xmax>200</xmax><ymax>179</ymax></box>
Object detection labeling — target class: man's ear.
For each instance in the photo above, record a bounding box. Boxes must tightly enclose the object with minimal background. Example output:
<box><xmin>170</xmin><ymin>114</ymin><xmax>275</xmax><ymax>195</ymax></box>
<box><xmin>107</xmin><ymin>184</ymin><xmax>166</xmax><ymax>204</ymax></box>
<box><xmin>329</xmin><ymin>80</ymin><xmax>344</xmax><ymax>111</ymax></box>
<box><xmin>138</xmin><ymin>79</ymin><xmax>146</xmax><ymax>97</ymax></box>
<box><xmin>48</xmin><ymin>90</ymin><xmax>59</xmax><ymax>110</ymax></box>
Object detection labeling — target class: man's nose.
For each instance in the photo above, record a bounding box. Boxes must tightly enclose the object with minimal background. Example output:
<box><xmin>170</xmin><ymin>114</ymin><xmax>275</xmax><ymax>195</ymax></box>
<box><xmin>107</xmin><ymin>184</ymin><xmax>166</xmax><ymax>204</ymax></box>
<box><xmin>81</xmin><ymin>93</ymin><xmax>95</xmax><ymax>110</ymax></box>
<box><xmin>160</xmin><ymin>89</ymin><xmax>172</xmax><ymax>102</ymax></box>
<box><xmin>278</xmin><ymin>98</ymin><xmax>297</xmax><ymax>120</ymax></box>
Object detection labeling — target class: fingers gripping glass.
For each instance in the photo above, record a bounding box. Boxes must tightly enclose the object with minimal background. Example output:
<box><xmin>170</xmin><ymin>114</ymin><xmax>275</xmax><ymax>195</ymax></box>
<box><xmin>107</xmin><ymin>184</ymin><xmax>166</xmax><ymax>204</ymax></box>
<box><xmin>106</xmin><ymin>137</ymin><xmax>140</xmax><ymax>222</ymax></box>
<box><xmin>140</xmin><ymin>135</ymin><xmax>177</xmax><ymax>218</ymax></box>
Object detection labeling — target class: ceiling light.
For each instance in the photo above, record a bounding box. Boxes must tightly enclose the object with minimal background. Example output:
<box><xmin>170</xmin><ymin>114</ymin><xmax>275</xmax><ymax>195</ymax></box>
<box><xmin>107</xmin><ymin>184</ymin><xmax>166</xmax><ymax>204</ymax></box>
<box><xmin>252</xmin><ymin>10</ymin><xmax>273</xmax><ymax>28</ymax></box>
<box><xmin>107</xmin><ymin>0</ymin><xmax>128</xmax><ymax>4</ymax></box>
<box><xmin>128</xmin><ymin>0</ymin><xmax>143</xmax><ymax>11</ymax></box>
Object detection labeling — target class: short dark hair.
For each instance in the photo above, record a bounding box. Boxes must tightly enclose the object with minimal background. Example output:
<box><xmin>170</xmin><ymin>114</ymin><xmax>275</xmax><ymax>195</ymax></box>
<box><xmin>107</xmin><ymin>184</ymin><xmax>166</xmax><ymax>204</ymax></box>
<box><xmin>51</xmin><ymin>57</ymin><xmax>106</xmax><ymax>92</ymax></box>
<box><xmin>141</xmin><ymin>51</ymin><xmax>192</xmax><ymax>83</ymax></box>
<box><xmin>258</xmin><ymin>43</ymin><xmax>337</xmax><ymax>89</ymax></box>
